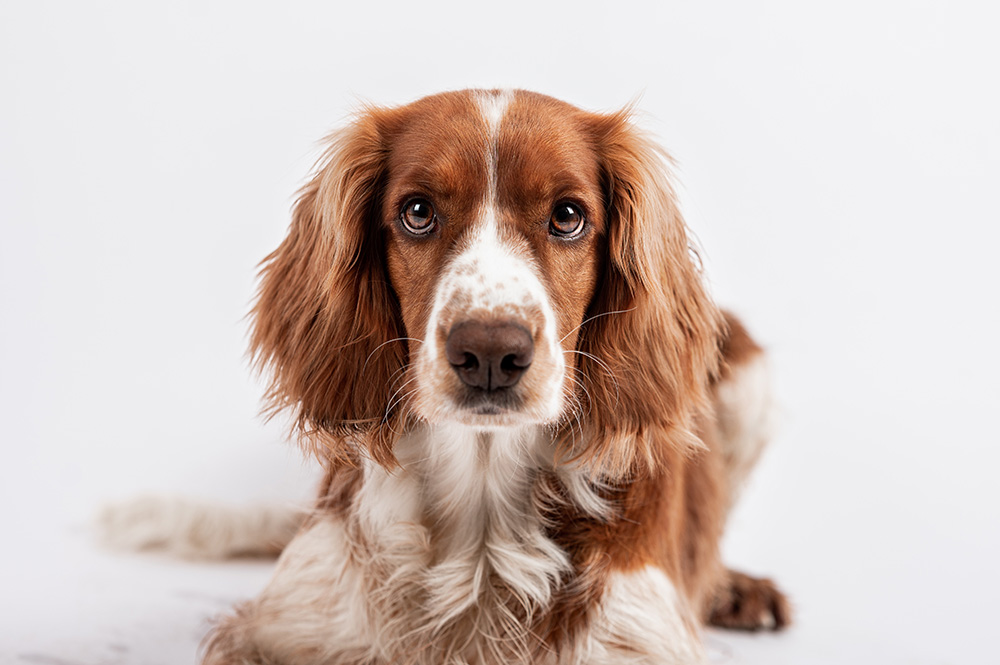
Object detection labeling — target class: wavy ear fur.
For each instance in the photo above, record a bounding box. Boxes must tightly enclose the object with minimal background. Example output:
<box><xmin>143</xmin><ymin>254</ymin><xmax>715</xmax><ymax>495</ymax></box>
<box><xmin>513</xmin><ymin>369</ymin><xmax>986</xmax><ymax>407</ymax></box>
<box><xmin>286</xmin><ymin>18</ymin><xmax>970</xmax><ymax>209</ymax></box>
<box><xmin>565</xmin><ymin>111</ymin><xmax>725</xmax><ymax>479</ymax></box>
<box><xmin>250</xmin><ymin>108</ymin><xmax>405</xmax><ymax>467</ymax></box>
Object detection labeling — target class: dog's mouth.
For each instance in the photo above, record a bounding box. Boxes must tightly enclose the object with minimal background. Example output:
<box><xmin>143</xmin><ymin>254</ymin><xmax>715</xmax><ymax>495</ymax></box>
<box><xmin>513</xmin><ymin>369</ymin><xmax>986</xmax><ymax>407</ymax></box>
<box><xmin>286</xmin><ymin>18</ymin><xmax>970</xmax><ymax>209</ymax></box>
<box><xmin>457</xmin><ymin>387</ymin><xmax>522</xmax><ymax>414</ymax></box>
<box><xmin>437</xmin><ymin>385</ymin><xmax>549</xmax><ymax>428</ymax></box>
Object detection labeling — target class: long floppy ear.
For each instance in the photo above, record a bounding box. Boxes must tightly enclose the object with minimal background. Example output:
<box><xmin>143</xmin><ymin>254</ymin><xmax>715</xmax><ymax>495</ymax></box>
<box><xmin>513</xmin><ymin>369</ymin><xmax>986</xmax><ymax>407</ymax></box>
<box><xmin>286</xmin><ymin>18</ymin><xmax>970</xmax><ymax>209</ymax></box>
<box><xmin>565</xmin><ymin>111</ymin><xmax>725</xmax><ymax>479</ymax></box>
<box><xmin>250</xmin><ymin>107</ymin><xmax>406</xmax><ymax>467</ymax></box>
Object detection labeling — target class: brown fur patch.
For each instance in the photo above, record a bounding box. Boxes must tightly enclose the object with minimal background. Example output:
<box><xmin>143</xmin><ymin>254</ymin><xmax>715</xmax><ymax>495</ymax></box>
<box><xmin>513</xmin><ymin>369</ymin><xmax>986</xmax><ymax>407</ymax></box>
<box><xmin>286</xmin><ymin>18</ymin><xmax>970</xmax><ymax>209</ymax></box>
<box><xmin>533</xmin><ymin>429</ymin><xmax>730</xmax><ymax>651</ymax></box>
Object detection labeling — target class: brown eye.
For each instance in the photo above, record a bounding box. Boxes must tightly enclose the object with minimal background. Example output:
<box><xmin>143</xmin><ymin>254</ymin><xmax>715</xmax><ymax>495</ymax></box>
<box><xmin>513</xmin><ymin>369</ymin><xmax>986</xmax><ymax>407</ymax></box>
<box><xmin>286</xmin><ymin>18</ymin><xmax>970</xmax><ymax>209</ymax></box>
<box><xmin>549</xmin><ymin>202</ymin><xmax>586</xmax><ymax>238</ymax></box>
<box><xmin>400</xmin><ymin>198</ymin><xmax>436</xmax><ymax>235</ymax></box>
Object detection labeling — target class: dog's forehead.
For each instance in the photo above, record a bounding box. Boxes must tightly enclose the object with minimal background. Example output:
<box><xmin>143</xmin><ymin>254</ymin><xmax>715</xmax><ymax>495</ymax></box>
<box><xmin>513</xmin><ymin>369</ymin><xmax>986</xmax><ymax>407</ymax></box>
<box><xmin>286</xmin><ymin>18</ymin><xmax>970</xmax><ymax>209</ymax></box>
<box><xmin>384</xmin><ymin>90</ymin><xmax>602</xmax><ymax>205</ymax></box>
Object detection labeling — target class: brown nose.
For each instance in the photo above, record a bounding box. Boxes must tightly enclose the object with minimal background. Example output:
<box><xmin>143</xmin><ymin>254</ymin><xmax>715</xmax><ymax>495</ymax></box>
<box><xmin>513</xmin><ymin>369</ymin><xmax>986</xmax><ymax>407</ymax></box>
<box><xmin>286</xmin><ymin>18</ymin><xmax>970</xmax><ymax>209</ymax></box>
<box><xmin>445</xmin><ymin>321</ymin><xmax>534</xmax><ymax>391</ymax></box>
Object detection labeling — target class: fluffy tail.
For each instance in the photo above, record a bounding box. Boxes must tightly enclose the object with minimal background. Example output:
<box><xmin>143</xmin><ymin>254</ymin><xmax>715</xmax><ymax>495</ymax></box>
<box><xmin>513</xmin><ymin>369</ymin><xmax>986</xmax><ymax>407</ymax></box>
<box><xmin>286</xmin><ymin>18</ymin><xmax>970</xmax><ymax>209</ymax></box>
<box><xmin>97</xmin><ymin>496</ymin><xmax>307</xmax><ymax>560</ymax></box>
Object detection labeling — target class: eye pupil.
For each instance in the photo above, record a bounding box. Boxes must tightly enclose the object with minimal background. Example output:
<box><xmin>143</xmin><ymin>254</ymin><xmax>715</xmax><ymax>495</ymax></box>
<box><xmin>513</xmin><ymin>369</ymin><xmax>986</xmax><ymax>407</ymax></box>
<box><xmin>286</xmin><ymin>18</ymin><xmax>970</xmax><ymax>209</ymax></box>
<box><xmin>401</xmin><ymin>199</ymin><xmax>436</xmax><ymax>234</ymax></box>
<box><xmin>549</xmin><ymin>203</ymin><xmax>585</xmax><ymax>237</ymax></box>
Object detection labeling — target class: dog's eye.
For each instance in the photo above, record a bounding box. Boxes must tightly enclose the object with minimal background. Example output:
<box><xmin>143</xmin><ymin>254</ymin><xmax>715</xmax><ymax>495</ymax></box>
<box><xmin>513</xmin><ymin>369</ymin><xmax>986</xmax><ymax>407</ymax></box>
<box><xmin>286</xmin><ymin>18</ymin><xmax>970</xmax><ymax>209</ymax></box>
<box><xmin>549</xmin><ymin>202</ymin><xmax>586</xmax><ymax>238</ymax></box>
<box><xmin>400</xmin><ymin>199</ymin><xmax>437</xmax><ymax>235</ymax></box>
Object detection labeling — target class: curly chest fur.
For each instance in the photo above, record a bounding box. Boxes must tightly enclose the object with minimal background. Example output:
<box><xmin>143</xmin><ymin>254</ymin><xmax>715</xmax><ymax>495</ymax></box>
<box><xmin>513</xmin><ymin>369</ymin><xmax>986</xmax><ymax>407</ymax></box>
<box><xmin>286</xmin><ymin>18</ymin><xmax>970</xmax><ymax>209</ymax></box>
<box><xmin>344</xmin><ymin>425</ymin><xmax>584</xmax><ymax>664</ymax></box>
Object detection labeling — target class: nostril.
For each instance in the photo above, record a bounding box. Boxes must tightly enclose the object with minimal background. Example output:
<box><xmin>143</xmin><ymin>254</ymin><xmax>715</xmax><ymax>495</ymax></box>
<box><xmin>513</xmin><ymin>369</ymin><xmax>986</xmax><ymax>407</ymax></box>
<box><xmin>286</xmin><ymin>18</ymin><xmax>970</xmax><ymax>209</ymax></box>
<box><xmin>459</xmin><ymin>353</ymin><xmax>479</xmax><ymax>370</ymax></box>
<box><xmin>500</xmin><ymin>353</ymin><xmax>528</xmax><ymax>373</ymax></box>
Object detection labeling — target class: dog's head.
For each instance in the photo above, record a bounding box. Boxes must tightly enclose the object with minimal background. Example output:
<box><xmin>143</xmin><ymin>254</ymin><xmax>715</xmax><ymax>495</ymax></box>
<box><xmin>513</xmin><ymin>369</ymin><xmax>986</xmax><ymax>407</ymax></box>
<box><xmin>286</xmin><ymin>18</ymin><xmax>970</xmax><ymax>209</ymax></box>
<box><xmin>252</xmin><ymin>90</ymin><xmax>722</xmax><ymax>477</ymax></box>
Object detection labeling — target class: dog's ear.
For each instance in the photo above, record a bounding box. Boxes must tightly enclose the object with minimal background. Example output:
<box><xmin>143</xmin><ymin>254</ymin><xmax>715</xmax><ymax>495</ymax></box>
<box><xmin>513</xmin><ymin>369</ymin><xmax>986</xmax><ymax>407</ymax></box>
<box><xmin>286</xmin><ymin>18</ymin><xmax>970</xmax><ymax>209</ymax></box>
<box><xmin>563</xmin><ymin>110</ymin><xmax>725</xmax><ymax>479</ymax></box>
<box><xmin>250</xmin><ymin>107</ymin><xmax>405</xmax><ymax>468</ymax></box>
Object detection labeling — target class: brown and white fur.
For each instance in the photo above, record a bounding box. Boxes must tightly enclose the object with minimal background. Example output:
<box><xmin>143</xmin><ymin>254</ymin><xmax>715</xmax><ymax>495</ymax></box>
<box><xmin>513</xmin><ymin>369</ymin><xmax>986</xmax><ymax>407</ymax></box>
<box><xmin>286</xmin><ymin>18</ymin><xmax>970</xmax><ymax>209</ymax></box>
<box><xmin>137</xmin><ymin>89</ymin><xmax>789</xmax><ymax>665</ymax></box>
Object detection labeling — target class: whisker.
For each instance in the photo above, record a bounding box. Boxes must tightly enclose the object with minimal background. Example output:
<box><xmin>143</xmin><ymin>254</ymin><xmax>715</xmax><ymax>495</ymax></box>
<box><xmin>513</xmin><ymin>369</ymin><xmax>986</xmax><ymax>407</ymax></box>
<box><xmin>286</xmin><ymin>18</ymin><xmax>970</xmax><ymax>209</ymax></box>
<box><xmin>383</xmin><ymin>375</ymin><xmax>420</xmax><ymax>423</ymax></box>
<box><xmin>385</xmin><ymin>389</ymin><xmax>418</xmax><ymax>435</ymax></box>
<box><xmin>386</xmin><ymin>363</ymin><xmax>413</xmax><ymax>392</ymax></box>
<box><xmin>563</xmin><ymin>349</ymin><xmax>614</xmax><ymax>377</ymax></box>
<box><xmin>362</xmin><ymin>337</ymin><xmax>424</xmax><ymax>373</ymax></box>
<box><xmin>558</xmin><ymin>307</ymin><xmax>636</xmax><ymax>344</ymax></box>
<box><xmin>557</xmin><ymin>383</ymin><xmax>587</xmax><ymax>453</ymax></box>
<box><xmin>563</xmin><ymin>349</ymin><xmax>621</xmax><ymax>409</ymax></box>
<box><xmin>563</xmin><ymin>371</ymin><xmax>601</xmax><ymax>420</ymax></box>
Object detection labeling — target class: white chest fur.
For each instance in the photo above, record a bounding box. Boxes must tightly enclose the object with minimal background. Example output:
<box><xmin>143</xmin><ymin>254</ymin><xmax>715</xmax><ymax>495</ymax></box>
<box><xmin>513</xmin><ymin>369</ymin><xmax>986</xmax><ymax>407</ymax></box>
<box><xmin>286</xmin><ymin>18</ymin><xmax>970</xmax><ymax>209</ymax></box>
<box><xmin>242</xmin><ymin>424</ymin><xmax>702</xmax><ymax>665</ymax></box>
<box><xmin>352</xmin><ymin>424</ymin><xmax>571</xmax><ymax>663</ymax></box>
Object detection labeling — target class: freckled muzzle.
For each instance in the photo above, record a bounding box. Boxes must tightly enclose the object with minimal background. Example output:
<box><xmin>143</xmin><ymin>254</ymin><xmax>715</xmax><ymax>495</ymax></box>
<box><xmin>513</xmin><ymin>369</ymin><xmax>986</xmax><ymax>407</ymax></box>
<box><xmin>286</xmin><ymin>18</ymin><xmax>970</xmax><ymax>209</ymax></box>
<box><xmin>415</xmin><ymin>265</ymin><xmax>566</xmax><ymax>424</ymax></box>
<box><xmin>445</xmin><ymin>320</ymin><xmax>534</xmax><ymax>391</ymax></box>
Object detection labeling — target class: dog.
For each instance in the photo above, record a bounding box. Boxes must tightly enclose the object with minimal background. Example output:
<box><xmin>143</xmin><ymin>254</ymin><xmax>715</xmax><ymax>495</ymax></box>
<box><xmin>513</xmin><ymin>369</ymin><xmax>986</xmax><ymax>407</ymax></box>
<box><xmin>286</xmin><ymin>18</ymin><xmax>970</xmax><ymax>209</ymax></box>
<box><xmin>164</xmin><ymin>89</ymin><xmax>788</xmax><ymax>664</ymax></box>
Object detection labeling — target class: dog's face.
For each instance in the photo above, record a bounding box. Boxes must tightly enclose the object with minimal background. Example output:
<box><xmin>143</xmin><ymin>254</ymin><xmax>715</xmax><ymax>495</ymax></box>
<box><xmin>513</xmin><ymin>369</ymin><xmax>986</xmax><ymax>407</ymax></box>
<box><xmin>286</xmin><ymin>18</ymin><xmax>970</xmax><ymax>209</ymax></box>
<box><xmin>382</xmin><ymin>91</ymin><xmax>604</xmax><ymax>428</ymax></box>
<box><xmin>252</xmin><ymin>89</ymin><xmax>722</xmax><ymax>474</ymax></box>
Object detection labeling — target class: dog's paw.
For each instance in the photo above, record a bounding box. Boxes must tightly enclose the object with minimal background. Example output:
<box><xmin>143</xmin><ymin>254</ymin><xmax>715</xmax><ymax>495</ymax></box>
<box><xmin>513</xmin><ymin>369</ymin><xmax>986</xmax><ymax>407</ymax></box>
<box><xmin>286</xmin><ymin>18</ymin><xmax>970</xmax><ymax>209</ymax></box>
<box><xmin>708</xmin><ymin>569</ymin><xmax>791</xmax><ymax>631</ymax></box>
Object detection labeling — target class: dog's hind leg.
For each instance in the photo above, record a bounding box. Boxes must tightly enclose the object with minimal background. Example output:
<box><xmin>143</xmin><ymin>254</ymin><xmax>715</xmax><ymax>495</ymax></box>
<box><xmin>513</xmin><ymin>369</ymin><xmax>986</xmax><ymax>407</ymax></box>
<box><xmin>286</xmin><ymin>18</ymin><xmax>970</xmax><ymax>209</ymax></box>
<box><xmin>706</xmin><ymin>312</ymin><xmax>791</xmax><ymax>631</ymax></box>
<box><xmin>711</xmin><ymin>312</ymin><xmax>777</xmax><ymax>511</ymax></box>
<box><xmin>707</xmin><ymin>569</ymin><xmax>791</xmax><ymax>631</ymax></box>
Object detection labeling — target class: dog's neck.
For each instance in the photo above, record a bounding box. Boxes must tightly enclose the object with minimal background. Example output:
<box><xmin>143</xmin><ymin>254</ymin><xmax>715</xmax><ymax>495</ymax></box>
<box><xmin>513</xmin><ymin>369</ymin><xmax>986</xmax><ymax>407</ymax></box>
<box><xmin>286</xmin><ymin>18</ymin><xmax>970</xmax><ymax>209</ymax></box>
<box><xmin>373</xmin><ymin>422</ymin><xmax>569</xmax><ymax>580</ymax></box>
<box><xmin>352</xmin><ymin>423</ymin><xmax>594</xmax><ymax>659</ymax></box>
<box><xmin>417</xmin><ymin>424</ymin><xmax>569</xmax><ymax>605</ymax></box>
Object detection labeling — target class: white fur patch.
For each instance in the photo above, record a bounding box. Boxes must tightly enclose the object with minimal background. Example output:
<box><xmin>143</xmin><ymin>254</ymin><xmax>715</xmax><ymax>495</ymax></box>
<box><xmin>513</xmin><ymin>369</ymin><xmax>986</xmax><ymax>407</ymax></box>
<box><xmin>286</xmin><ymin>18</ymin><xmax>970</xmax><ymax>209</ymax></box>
<box><xmin>419</xmin><ymin>424</ymin><xmax>569</xmax><ymax>617</ymax></box>
<box><xmin>361</xmin><ymin>423</ymin><xmax>573</xmax><ymax>662</ymax></box>
<box><xmin>420</xmin><ymin>215</ymin><xmax>566</xmax><ymax>420</ymax></box>
<box><xmin>476</xmin><ymin>90</ymin><xmax>514</xmax><ymax>135</ymax></box>
<box><xmin>566</xmin><ymin>567</ymin><xmax>705</xmax><ymax>665</ymax></box>
<box><xmin>714</xmin><ymin>352</ymin><xmax>775</xmax><ymax>503</ymax></box>
<box><xmin>475</xmin><ymin>88</ymin><xmax>515</xmax><ymax>203</ymax></box>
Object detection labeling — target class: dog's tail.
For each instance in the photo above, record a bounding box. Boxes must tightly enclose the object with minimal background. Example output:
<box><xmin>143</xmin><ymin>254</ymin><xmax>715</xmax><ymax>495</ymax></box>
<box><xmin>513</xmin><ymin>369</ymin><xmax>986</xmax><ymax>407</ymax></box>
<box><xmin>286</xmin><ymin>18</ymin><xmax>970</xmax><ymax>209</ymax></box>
<box><xmin>96</xmin><ymin>496</ymin><xmax>307</xmax><ymax>560</ymax></box>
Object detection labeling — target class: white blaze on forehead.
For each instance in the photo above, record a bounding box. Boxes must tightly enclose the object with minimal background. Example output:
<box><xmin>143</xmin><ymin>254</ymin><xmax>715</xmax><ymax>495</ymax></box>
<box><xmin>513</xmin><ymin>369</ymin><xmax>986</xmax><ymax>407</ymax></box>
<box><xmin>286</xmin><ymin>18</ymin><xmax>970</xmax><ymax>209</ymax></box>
<box><xmin>475</xmin><ymin>89</ymin><xmax>514</xmax><ymax>205</ymax></box>
<box><xmin>476</xmin><ymin>89</ymin><xmax>514</xmax><ymax>136</ymax></box>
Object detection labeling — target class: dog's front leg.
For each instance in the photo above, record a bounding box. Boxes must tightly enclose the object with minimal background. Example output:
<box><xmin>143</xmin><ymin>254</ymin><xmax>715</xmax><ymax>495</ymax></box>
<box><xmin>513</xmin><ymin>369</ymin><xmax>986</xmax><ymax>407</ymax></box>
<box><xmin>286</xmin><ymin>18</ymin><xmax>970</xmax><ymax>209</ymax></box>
<box><xmin>567</xmin><ymin>567</ymin><xmax>706</xmax><ymax>665</ymax></box>
<box><xmin>201</xmin><ymin>517</ymin><xmax>372</xmax><ymax>665</ymax></box>
<box><xmin>201</xmin><ymin>605</ymin><xmax>270</xmax><ymax>665</ymax></box>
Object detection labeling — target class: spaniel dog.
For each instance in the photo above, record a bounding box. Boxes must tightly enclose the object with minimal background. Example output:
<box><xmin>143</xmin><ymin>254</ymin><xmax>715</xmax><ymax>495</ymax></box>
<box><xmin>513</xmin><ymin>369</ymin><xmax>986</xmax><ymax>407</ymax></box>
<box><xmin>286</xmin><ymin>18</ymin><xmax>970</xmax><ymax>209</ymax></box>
<box><xmin>196</xmin><ymin>89</ymin><xmax>789</xmax><ymax>664</ymax></box>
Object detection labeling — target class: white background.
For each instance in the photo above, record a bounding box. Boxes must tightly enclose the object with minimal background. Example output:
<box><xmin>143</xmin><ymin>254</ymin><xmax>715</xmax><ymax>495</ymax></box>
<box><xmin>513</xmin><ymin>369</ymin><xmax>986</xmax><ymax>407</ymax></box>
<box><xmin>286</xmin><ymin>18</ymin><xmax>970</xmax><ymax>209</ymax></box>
<box><xmin>2</xmin><ymin>1</ymin><xmax>998</xmax><ymax>663</ymax></box>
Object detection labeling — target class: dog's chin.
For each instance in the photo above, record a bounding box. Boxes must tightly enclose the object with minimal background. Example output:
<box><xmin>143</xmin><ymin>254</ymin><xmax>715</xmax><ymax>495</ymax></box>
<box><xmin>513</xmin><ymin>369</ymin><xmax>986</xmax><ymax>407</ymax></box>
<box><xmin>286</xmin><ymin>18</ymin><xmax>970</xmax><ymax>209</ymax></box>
<box><xmin>416</xmin><ymin>394</ymin><xmax>562</xmax><ymax>431</ymax></box>
<box><xmin>449</xmin><ymin>408</ymin><xmax>536</xmax><ymax>431</ymax></box>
